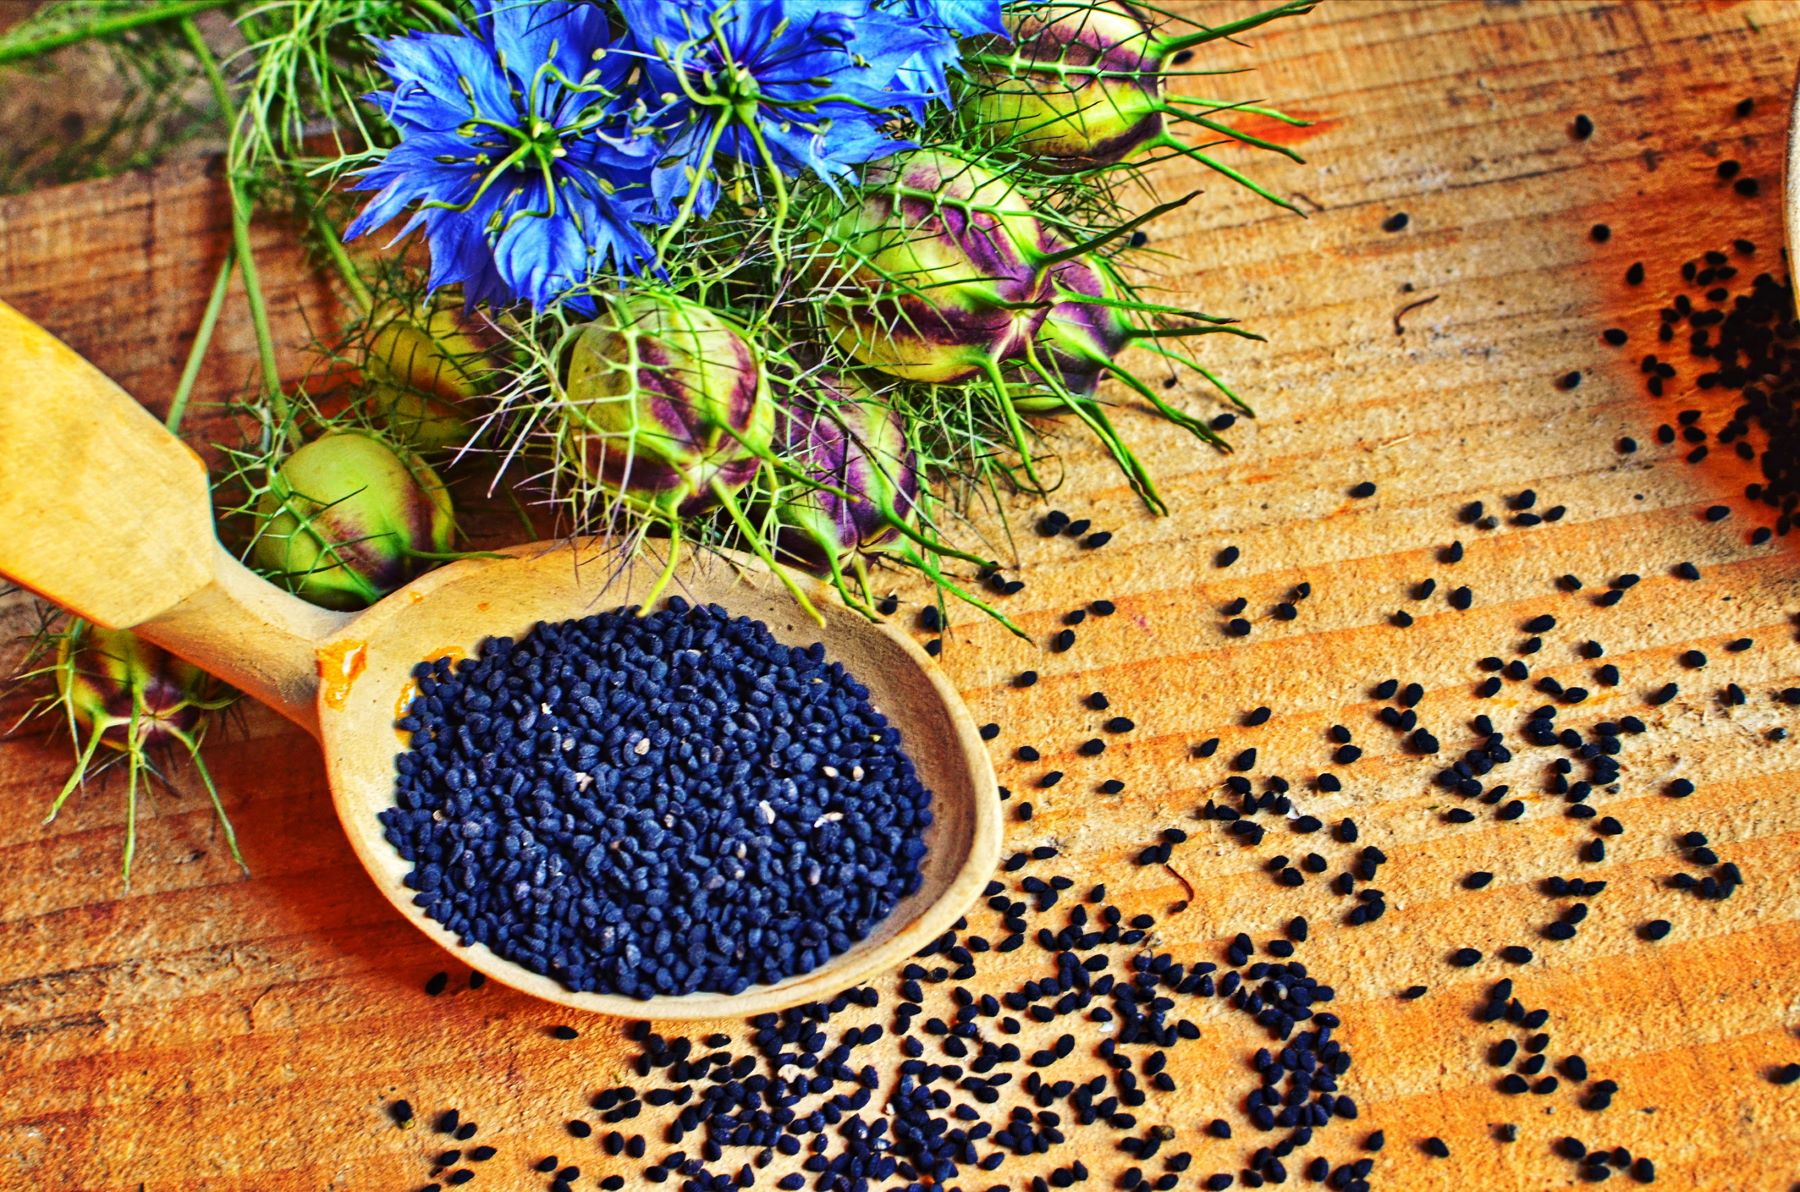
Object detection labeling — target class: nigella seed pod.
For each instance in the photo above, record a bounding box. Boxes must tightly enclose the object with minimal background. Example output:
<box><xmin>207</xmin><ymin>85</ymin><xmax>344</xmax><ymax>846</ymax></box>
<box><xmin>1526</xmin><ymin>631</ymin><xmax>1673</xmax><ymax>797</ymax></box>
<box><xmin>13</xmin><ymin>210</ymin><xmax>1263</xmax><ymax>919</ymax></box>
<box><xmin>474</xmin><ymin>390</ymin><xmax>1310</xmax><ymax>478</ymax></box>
<box><xmin>767</xmin><ymin>375</ymin><xmax>1021</xmax><ymax>635</ymax></box>
<box><xmin>362</xmin><ymin>301</ymin><xmax>496</xmax><ymax>450</ymax></box>
<box><xmin>561</xmin><ymin>293</ymin><xmax>773</xmax><ymax>517</ymax></box>
<box><xmin>56</xmin><ymin>623</ymin><xmax>213</xmax><ymax>751</ymax></box>
<box><xmin>967</xmin><ymin>1</ymin><xmax>1165</xmax><ymax>171</ymax></box>
<box><xmin>808</xmin><ymin>149</ymin><xmax>1051</xmax><ymax>383</ymax></box>
<box><xmin>251</xmin><ymin>431</ymin><xmax>455</xmax><ymax>610</ymax></box>
<box><xmin>1030</xmin><ymin>253</ymin><xmax>1132</xmax><ymax>396</ymax></box>
<box><xmin>773</xmin><ymin>375</ymin><xmax>918</xmax><ymax>565</ymax></box>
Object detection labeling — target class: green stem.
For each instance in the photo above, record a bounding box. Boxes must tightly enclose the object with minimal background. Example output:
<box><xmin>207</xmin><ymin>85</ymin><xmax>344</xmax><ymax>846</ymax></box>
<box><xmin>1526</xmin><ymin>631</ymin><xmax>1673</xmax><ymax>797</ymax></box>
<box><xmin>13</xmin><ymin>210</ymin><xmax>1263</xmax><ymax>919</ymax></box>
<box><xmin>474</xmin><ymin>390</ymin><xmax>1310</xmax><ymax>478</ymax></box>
<box><xmin>0</xmin><ymin>0</ymin><xmax>238</xmax><ymax>66</ymax></box>
<box><xmin>411</xmin><ymin>0</ymin><xmax>463</xmax><ymax>29</ymax></box>
<box><xmin>166</xmin><ymin>245</ymin><xmax>236</xmax><ymax>433</ymax></box>
<box><xmin>742</xmin><ymin>117</ymin><xmax>791</xmax><ymax>277</ymax></box>
<box><xmin>1152</xmin><ymin>0</ymin><xmax>1315</xmax><ymax>55</ymax></box>
<box><xmin>640</xmin><ymin>519</ymin><xmax>682</xmax><ymax>611</ymax></box>
<box><xmin>43</xmin><ymin>729</ymin><xmax>106</xmax><ymax>823</ymax></box>
<box><xmin>176</xmin><ymin>729</ymin><xmax>246</xmax><ymax>873</ymax></box>
<box><xmin>307</xmin><ymin>204</ymin><xmax>373</xmax><ymax>312</ymax></box>
<box><xmin>655</xmin><ymin>118</ymin><xmax>732</xmax><ymax>260</ymax></box>
<box><xmin>180</xmin><ymin>16</ymin><xmax>288</xmax><ymax>441</ymax></box>
<box><xmin>711</xmin><ymin>479</ymin><xmax>823</xmax><ymax>626</ymax></box>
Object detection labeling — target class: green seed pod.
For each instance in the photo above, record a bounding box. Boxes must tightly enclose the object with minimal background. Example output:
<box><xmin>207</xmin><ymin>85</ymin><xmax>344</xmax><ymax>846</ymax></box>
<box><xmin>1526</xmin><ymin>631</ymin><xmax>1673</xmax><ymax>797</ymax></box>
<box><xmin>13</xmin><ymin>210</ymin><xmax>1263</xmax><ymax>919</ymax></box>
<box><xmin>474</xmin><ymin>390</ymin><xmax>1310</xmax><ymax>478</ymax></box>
<box><xmin>56</xmin><ymin>623</ymin><xmax>212</xmax><ymax>751</ymax></box>
<box><xmin>363</xmin><ymin>301</ymin><xmax>495</xmax><ymax>450</ymax></box>
<box><xmin>561</xmin><ymin>293</ymin><xmax>773</xmax><ymax>517</ymax></box>
<box><xmin>966</xmin><ymin>1</ymin><xmax>1165</xmax><ymax>172</ymax></box>
<box><xmin>807</xmin><ymin>149</ymin><xmax>1052</xmax><ymax>383</ymax></box>
<box><xmin>251</xmin><ymin>430</ymin><xmax>455</xmax><ymax>610</ymax></box>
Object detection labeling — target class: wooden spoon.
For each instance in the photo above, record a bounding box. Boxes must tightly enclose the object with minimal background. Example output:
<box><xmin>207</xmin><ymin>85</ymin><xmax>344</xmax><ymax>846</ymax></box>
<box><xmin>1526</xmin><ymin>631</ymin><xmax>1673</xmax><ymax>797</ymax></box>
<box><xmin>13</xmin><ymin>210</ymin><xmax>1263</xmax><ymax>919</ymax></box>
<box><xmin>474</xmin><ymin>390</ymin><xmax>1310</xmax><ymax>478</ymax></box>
<box><xmin>0</xmin><ymin>300</ymin><xmax>1001</xmax><ymax>1020</ymax></box>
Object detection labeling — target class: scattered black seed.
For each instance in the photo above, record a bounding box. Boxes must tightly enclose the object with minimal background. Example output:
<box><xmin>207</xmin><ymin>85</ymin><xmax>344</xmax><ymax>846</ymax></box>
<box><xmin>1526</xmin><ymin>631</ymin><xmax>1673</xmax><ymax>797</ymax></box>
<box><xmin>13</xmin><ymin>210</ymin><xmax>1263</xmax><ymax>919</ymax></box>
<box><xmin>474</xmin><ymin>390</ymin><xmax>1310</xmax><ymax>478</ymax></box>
<box><xmin>1639</xmin><ymin>920</ymin><xmax>1671</xmax><ymax>941</ymax></box>
<box><xmin>424</xmin><ymin>971</ymin><xmax>449</xmax><ymax>997</ymax></box>
<box><xmin>1591</xmin><ymin>224</ymin><xmax>1611</xmax><ymax>243</ymax></box>
<box><xmin>1349</xmin><ymin>481</ymin><xmax>1377</xmax><ymax>499</ymax></box>
<box><xmin>1383</xmin><ymin>211</ymin><xmax>1410</xmax><ymax>232</ymax></box>
<box><xmin>1216</xmin><ymin>545</ymin><xmax>1241</xmax><ymax>568</ymax></box>
<box><xmin>549</xmin><ymin>1025</ymin><xmax>579</xmax><ymax>1040</ymax></box>
<box><xmin>1573</xmin><ymin>113</ymin><xmax>1594</xmax><ymax>138</ymax></box>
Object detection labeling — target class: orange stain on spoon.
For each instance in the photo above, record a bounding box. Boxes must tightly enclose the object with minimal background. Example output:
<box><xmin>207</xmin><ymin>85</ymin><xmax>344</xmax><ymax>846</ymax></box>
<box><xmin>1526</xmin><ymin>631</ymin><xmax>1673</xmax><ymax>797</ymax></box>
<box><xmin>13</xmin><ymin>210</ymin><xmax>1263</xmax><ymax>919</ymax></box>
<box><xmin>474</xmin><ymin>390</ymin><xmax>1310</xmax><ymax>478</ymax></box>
<box><xmin>316</xmin><ymin>639</ymin><xmax>368</xmax><ymax>711</ymax></box>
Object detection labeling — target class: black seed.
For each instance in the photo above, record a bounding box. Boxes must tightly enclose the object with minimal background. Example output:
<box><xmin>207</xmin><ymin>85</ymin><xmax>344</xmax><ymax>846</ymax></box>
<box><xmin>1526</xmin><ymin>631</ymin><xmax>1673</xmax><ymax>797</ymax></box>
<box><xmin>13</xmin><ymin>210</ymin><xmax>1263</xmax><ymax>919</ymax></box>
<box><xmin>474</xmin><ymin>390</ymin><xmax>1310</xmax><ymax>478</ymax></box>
<box><xmin>1349</xmin><ymin>480</ymin><xmax>1377</xmax><ymax>498</ymax></box>
<box><xmin>1382</xmin><ymin>212</ymin><xmax>1410</xmax><ymax>232</ymax></box>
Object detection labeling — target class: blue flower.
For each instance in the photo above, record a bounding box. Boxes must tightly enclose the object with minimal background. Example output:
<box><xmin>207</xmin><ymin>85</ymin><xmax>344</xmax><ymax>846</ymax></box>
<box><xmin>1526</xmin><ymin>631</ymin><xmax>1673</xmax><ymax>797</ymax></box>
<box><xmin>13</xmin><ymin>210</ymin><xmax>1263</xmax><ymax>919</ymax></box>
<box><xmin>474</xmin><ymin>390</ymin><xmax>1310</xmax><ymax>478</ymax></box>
<box><xmin>345</xmin><ymin>0</ymin><xmax>661</xmax><ymax>309</ymax></box>
<box><xmin>617</xmin><ymin>0</ymin><xmax>948</xmax><ymax>220</ymax></box>
<box><xmin>886</xmin><ymin>0</ymin><xmax>1008</xmax><ymax>108</ymax></box>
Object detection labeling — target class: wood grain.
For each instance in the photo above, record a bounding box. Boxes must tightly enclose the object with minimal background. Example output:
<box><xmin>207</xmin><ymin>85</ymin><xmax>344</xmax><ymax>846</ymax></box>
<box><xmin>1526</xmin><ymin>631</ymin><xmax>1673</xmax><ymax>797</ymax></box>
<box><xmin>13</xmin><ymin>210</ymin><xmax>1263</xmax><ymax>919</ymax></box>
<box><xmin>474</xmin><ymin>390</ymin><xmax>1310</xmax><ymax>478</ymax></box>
<box><xmin>4</xmin><ymin>2</ymin><xmax>1800</xmax><ymax>1189</ymax></box>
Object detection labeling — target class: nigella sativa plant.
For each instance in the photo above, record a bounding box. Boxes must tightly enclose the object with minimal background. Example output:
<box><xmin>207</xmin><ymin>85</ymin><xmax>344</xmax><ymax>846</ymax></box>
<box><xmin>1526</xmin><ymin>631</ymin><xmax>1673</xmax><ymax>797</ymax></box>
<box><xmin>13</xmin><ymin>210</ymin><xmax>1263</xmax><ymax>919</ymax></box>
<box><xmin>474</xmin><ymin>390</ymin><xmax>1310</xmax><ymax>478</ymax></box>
<box><xmin>618</xmin><ymin>0</ymin><xmax>953</xmax><ymax>225</ymax></box>
<box><xmin>344</xmin><ymin>0</ymin><xmax>662</xmax><ymax>310</ymax></box>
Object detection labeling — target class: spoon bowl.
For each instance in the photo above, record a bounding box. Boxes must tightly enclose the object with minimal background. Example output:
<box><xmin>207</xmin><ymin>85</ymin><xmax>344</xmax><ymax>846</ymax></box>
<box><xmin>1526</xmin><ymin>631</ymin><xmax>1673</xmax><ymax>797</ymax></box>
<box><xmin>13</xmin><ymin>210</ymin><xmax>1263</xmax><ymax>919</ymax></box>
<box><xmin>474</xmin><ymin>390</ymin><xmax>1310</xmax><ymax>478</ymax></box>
<box><xmin>0</xmin><ymin>300</ymin><xmax>1001</xmax><ymax>1019</ymax></box>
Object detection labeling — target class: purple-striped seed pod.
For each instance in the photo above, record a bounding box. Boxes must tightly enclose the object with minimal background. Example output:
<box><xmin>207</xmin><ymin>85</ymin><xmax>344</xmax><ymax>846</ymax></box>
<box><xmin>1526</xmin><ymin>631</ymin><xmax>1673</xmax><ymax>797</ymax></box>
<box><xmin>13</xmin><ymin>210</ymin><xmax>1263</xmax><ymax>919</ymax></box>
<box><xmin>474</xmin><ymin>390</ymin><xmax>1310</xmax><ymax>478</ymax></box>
<box><xmin>562</xmin><ymin>293</ymin><xmax>773</xmax><ymax>517</ymax></box>
<box><xmin>773</xmin><ymin>375</ymin><xmax>919</xmax><ymax>566</ymax></box>
<box><xmin>1031</xmin><ymin>252</ymin><xmax>1133</xmax><ymax>395</ymax></box>
<box><xmin>810</xmin><ymin>149</ymin><xmax>1053</xmax><ymax>384</ymax></box>
<box><xmin>967</xmin><ymin>1</ymin><xmax>1164</xmax><ymax>172</ymax></box>
<box><xmin>56</xmin><ymin>623</ymin><xmax>213</xmax><ymax>750</ymax></box>
<box><xmin>251</xmin><ymin>430</ymin><xmax>455</xmax><ymax>610</ymax></box>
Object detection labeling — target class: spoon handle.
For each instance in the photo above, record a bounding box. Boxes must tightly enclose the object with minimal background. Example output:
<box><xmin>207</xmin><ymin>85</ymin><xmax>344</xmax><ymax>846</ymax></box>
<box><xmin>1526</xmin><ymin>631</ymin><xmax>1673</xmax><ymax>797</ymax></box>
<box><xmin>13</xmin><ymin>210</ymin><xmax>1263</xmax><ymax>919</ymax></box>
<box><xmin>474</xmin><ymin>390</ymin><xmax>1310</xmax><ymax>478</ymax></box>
<box><xmin>0</xmin><ymin>299</ymin><xmax>346</xmax><ymax>735</ymax></box>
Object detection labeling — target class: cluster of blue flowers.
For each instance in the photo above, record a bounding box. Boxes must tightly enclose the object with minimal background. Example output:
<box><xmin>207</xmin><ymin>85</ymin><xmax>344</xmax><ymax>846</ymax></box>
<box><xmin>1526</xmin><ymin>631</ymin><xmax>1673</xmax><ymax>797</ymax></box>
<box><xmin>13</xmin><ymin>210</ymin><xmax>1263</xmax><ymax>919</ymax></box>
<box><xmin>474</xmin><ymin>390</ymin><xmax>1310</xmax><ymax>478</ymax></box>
<box><xmin>345</xmin><ymin>0</ymin><xmax>1006</xmax><ymax>309</ymax></box>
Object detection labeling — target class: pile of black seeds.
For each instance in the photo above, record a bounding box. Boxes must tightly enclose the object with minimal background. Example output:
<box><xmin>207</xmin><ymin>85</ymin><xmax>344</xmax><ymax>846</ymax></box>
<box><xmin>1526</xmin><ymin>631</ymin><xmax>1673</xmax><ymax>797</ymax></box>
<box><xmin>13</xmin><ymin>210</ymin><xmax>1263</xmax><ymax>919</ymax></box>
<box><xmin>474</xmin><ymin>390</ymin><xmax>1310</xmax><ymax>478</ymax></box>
<box><xmin>383</xmin><ymin>598</ymin><xmax>933</xmax><ymax>997</ymax></box>
<box><xmin>1609</xmin><ymin>222</ymin><xmax>1800</xmax><ymax>533</ymax></box>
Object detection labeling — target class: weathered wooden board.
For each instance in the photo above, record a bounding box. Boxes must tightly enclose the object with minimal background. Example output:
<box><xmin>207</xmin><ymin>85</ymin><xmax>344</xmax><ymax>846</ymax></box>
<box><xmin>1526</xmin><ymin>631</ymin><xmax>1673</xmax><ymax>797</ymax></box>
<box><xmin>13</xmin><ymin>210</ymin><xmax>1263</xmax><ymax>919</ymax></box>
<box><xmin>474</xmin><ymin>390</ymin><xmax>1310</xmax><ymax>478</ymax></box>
<box><xmin>4</xmin><ymin>2</ymin><xmax>1800</xmax><ymax>1189</ymax></box>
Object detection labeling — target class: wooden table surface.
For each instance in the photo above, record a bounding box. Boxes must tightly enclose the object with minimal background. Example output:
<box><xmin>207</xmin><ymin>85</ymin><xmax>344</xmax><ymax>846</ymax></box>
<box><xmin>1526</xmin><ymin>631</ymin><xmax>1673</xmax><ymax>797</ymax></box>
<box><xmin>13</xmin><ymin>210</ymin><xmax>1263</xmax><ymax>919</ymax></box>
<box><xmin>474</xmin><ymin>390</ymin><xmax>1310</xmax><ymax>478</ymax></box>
<box><xmin>6</xmin><ymin>2</ymin><xmax>1800</xmax><ymax>1189</ymax></box>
